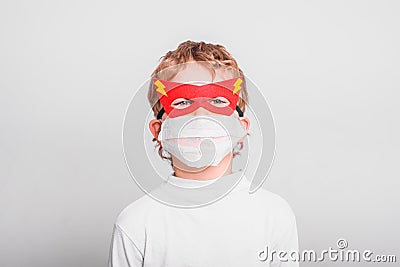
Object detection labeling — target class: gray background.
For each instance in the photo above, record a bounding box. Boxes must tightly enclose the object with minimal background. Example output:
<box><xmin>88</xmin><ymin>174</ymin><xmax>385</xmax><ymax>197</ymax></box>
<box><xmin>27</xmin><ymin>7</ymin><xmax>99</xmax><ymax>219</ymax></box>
<box><xmin>1</xmin><ymin>0</ymin><xmax>399</xmax><ymax>266</ymax></box>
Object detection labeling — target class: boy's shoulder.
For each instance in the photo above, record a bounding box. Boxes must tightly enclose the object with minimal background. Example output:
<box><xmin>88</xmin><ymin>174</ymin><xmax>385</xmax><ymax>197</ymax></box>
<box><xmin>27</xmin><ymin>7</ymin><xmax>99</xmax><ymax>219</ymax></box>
<box><xmin>255</xmin><ymin>188</ymin><xmax>295</xmax><ymax>210</ymax></box>
<box><xmin>113</xmin><ymin>190</ymin><xmax>167</xmax><ymax>248</ymax></box>
<box><xmin>245</xmin><ymin>187</ymin><xmax>297</xmax><ymax>223</ymax></box>
<box><xmin>115</xmin><ymin>191</ymin><xmax>162</xmax><ymax>228</ymax></box>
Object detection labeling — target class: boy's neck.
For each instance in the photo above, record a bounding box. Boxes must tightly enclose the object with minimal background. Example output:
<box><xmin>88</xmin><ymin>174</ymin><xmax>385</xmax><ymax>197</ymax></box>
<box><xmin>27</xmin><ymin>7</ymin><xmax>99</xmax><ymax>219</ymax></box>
<box><xmin>173</xmin><ymin>153</ymin><xmax>233</xmax><ymax>180</ymax></box>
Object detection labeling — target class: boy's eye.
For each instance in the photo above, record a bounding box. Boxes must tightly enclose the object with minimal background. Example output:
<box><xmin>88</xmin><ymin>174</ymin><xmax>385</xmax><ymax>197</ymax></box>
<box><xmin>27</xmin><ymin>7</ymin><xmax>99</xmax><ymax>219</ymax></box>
<box><xmin>171</xmin><ymin>98</ymin><xmax>193</xmax><ymax>109</ymax></box>
<box><xmin>209</xmin><ymin>97</ymin><xmax>230</xmax><ymax>107</ymax></box>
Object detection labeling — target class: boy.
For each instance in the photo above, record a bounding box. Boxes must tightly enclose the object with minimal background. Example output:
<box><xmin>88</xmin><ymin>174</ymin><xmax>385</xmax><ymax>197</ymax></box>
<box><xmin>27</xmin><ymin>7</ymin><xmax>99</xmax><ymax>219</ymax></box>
<box><xmin>109</xmin><ymin>41</ymin><xmax>299</xmax><ymax>266</ymax></box>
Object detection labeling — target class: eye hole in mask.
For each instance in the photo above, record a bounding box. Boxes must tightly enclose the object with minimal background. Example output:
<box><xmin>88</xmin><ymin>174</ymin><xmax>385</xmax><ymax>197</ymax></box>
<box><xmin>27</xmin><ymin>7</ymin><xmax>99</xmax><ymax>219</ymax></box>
<box><xmin>171</xmin><ymin>98</ymin><xmax>194</xmax><ymax>109</ymax></box>
<box><xmin>208</xmin><ymin>97</ymin><xmax>230</xmax><ymax>108</ymax></box>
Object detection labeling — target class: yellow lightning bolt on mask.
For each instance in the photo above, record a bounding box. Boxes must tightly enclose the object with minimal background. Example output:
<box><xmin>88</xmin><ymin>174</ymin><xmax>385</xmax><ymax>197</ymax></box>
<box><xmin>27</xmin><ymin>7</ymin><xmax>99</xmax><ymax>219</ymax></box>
<box><xmin>155</xmin><ymin>80</ymin><xmax>168</xmax><ymax>97</ymax></box>
<box><xmin>233</xmin><ymin>78</ymin><xmax>242</xmax><ymax>94</ymax></box>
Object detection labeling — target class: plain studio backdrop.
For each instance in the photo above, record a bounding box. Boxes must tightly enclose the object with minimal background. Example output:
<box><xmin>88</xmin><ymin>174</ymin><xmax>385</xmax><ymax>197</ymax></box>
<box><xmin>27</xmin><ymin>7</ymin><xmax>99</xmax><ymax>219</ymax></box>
<box><xmin>1</xmin><ymin>0</ymin><xmax>399</xmax><ymax>266</ymax></box>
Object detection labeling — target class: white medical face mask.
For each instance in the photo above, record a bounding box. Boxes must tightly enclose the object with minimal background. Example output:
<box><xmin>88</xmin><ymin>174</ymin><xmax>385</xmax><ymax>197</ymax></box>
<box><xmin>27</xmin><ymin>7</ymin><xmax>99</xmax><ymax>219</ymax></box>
<box><xmin>158</xmin><ymin>115</ymin><xmax>247</xmax><ymax>168</ymax></box>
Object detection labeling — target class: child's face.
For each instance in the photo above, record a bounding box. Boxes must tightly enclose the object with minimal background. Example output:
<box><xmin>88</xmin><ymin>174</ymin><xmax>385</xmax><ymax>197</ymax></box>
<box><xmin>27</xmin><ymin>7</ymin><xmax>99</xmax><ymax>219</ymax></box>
<box><xmin>149</xmin><ymin>62</ymin><xmax>250</xmax><ymax>171</ymax></box>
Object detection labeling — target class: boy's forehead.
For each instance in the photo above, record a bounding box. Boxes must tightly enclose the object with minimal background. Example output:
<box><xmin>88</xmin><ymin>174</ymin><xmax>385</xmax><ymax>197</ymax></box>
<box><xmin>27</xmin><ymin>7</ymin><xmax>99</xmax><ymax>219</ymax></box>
<box><xmin>170</xmin><ymin>62</ymin><xmax>236</xmax><ymax>84</ymax></box>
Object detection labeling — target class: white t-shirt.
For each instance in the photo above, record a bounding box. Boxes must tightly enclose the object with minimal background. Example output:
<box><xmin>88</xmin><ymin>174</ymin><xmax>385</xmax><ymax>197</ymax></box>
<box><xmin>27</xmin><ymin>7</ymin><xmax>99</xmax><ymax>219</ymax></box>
<box><xmin>108</xmin><ymin>172</ymin><xmax>299</xmax><ymax>267</ymax></box>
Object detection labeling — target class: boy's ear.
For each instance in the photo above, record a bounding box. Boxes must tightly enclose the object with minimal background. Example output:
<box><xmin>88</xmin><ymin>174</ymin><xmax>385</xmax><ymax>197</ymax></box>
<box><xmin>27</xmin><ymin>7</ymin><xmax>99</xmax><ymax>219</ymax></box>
<box><xmin>239</xmin><ymin>116</ymin><xmax>250</xmax><ymax>132</ymax></box>
<box><xmin>149</xmin><ymin>119</ymin><xmax>162</xmax><ymax>144</ymax></box>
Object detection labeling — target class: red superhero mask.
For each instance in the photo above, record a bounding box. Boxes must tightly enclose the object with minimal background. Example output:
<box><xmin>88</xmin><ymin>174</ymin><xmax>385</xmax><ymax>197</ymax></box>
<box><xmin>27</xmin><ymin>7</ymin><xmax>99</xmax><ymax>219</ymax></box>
<box><xmin>153</xmin><ymin>77</ymin><xmax>244</xmax><ymax>119</ymax></box>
